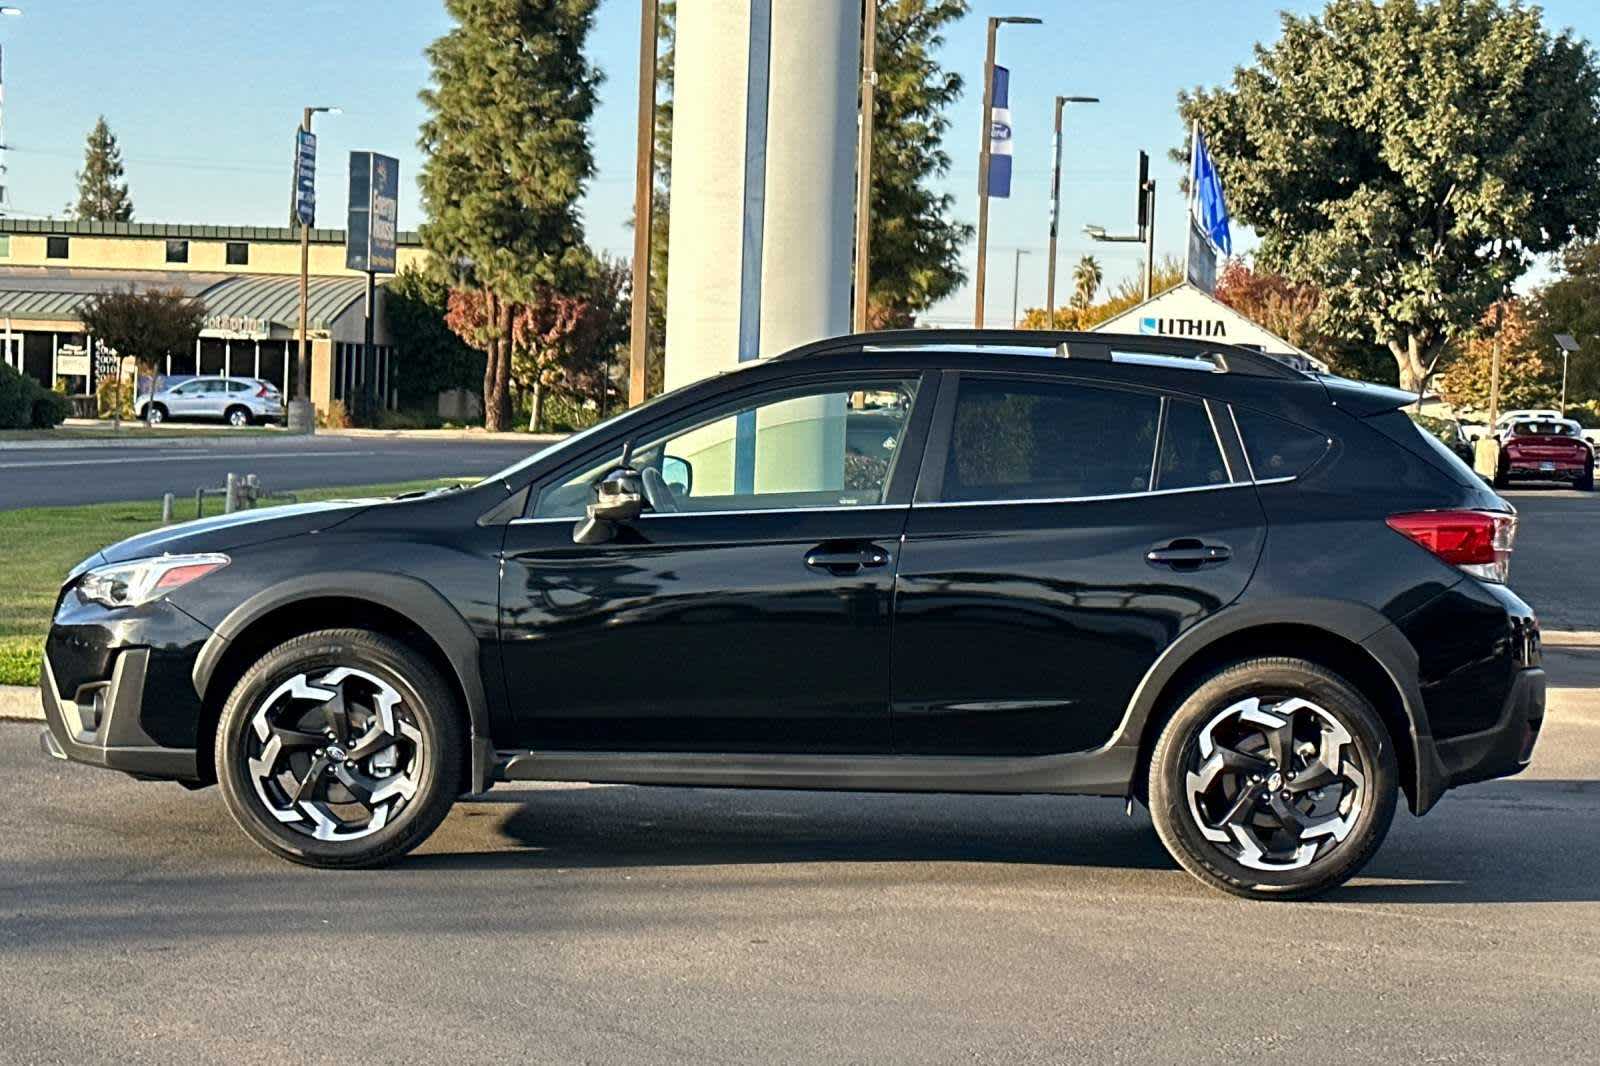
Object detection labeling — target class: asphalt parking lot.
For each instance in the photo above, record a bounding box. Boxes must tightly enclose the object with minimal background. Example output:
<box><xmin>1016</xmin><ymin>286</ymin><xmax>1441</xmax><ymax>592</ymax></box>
<box><xmin>0</xmin><ymin>486</ymin><xmax>1595</xmax><ymax>1064</ymax></box>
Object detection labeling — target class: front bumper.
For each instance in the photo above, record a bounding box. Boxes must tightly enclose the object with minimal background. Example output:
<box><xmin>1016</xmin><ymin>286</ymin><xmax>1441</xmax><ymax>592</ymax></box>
<box><xmin>40</xmin><ymin>595</ymin><xmax>212</xmax><ymax>781</ymax></box>
<box><xmin>39</xmin><ymin>650</ymin><xmax>199</xmax><ymax>779</ymax></box>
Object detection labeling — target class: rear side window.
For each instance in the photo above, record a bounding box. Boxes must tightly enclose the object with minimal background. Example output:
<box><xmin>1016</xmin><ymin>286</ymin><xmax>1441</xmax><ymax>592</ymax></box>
<box><xmin>943</xmin><ymin>378</ymin><xmax>1160</xmax><ymax>502</ymax></box>
<box><xmin>1156</xmin><ymin>398</ymin><xmax>1229</xmax><ymax>490</ymax></box>
<box><xmin>1234</xmin><ymin>408</ymin><xmax>1329</xmax><ymax>480</ymax></box>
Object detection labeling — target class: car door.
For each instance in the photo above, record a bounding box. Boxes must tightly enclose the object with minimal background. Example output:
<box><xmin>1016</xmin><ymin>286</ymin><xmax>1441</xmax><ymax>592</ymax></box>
<box><xmin>163</xmin><ymin>380</ymin><xmax>199</xmax><ymax>416</ymax></box>
<box><xmin>890</xmin><ymin>370</ymin><xmax>1267</xmax><ymax>756</ymax></box>
<box><xmin>498</xmin><ymin>371</ymin><xmax>936</xmax><ymax>754</ymax></box>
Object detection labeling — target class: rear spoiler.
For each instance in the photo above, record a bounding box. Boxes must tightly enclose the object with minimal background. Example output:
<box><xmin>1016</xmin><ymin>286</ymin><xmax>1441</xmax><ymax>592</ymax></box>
<box><xmin>1315</xmin><ymin>375</ymin><xmax>1420</xmax><ymax>418</ymax></box>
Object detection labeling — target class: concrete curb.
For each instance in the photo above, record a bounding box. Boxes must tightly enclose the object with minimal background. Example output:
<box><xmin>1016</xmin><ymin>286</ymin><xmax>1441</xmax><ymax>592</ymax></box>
<box><xmin>1544</xmin><ymin>630</ymin><xmax>1600</xmax><ymax>648</ymax></box>
<box><xmin>0</xmin><ymin>685</ymin><xmax>41</xmax><ymax>722</ymax></box>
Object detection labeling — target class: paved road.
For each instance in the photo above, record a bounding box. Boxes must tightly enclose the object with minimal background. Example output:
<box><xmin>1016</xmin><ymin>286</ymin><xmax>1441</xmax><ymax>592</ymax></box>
<box><xmin>0</xmin><ymin>436</ymin><xmax>552</xmax><ymax>509</ymax></box>
<box><xmin>1502</xmin><ymin>487</ymin><xmax>1600</xmax><ymax>631</ymax></box>
<box><xmin>3</xmin><ymin>662</ymin><xmax>1598</xmax><ymax>1064</ymax></box>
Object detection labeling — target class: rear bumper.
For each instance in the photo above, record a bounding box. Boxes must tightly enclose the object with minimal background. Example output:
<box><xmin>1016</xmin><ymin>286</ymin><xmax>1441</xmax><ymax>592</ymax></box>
<box><xmin>1505</xmin><ymin>462</ymin><xmax>1585</xmax><ymax>478</ymax></box>
<box><xmin>1434</xmin><ymin>666</ymin><xmax>1545</xmax><ymax>789</ymax></box>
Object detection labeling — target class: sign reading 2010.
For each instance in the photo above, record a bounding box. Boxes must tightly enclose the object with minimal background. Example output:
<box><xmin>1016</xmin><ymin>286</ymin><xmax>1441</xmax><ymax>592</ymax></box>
<box><xmin>346</xmin><ymin>151</ymin><xmax>400</xmax><ymax>274</ymax></box>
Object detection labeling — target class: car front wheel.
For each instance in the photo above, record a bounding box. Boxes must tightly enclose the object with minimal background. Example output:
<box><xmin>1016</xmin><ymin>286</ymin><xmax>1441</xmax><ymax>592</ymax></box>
<box><xmin>215</xmin><ymin>628</ymin><xmax>463</xmax><ymax>868</ymax></box>
<box><xmin>1148</xmin><ymin>657</ymin><xmax>1398</xmax><ymax>900</ymax></box>
<box><xmin>226</xmin><ymin>406</ymin><xmax>253</xmax><ymax>427</ymax></box>
<box><xmin>146</xmin><ymin>403</ymin><xmax>166</xmax><ymax>425</ymax></box>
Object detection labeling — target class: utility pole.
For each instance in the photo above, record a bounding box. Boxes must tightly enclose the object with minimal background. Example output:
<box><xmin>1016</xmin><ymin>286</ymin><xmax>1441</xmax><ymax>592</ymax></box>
<box><xmin>627</xmin><ymin>0</ymin><xmax>660</xmax><ymax>407</ymax></box>
<box><xmin>1011</xmin><ymin>248</ymin><xmax>1031</xmax><ymax>328</ymax></box>
<box><xmin>852</xmin><ymin>0</ymin><xmax>879</xmax><ymax>333</ymax></box>
<box><xmin>974</xmin><ymin>15</ymin><xmax>1041</xmax><ymax>329</ymax></box>
<box><xmin>1046</xmin><ymin>95</ymin><xmax>1098</xmax><ymax>327</ymax></box>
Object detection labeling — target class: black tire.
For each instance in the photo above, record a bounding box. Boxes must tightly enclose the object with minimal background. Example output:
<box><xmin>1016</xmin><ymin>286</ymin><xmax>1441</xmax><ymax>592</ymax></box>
<box><xmin>1148</xmin><ymin>657</ymin><xmax>1399</xmax><ymax>901</ymax></box>
<box><xmin>215</xmin><ymin>628</ymin><xmax>463</xmax><ymax>868</ymax></box>
<box><xmin>225</xmin><ymin>405</ymin><xmax>253</xmax><ymax>428</ymax></box>
<box><xmin>1577</xmin><ymin>460</ymin><xmax>1594</xmax><ymax>492</ymax></box>
<box><xmin>1493</xmin><ymin>456</ymin><xmax>1510</xmax><ymax>490</ymax></box>
<box><xmin>147</xmin><ymin>402</ymin><xmax>167</xmax><ymax>425</ymax></box>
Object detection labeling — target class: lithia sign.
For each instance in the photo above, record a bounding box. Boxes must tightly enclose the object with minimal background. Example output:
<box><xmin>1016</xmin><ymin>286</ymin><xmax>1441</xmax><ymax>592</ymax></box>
<box><xmin>1138</xmin><ymin>315</ymin><xmax>1229</xmax><ymax>339</ymax></box>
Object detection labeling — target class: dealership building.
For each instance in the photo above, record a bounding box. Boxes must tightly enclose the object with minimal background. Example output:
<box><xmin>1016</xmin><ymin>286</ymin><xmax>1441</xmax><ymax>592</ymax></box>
<box><xmin>0</xmin><ymin>219</ymin><xmax>429</xmax><ymax>412</ymax></box>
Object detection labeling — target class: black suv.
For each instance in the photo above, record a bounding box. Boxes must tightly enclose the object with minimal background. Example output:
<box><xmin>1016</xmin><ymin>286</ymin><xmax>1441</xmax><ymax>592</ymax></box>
<box><xmin>39</xmin><ymin>330</ymin><xmax>1544</xmax><ymax>899</ymax></box>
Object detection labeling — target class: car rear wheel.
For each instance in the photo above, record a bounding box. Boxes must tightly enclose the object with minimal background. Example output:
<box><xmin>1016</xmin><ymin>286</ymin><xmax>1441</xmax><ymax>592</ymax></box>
<box><xmin>226</xmin><ymin>405</ymin><xmax>253</xmax><ymax>427</ymax></box>
<box><xmin>1148</xmin><ymin>657</ymin><xmax>1398</xmax><ymax>900</ymax></box>
<box><xmin>1577</xmin><ymin>459</ymin><xmax>1594</xmax><ymax>492</ymax></box>
<box><xmin>215</xmin><ymin>628</ymin><xmax>463</xmax><ymax>868</ymax></box>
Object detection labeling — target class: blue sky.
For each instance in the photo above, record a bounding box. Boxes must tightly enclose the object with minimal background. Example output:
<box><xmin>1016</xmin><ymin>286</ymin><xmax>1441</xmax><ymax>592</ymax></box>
<box><xmin>5</xmin><ymin>0</ymin><xmax>1598</xmax><ymax>323</ymax></box>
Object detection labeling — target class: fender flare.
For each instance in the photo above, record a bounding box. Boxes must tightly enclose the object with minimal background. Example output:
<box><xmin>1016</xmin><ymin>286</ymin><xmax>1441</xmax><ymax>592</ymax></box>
<box><xmin>1107</xmin><ymin>597</ymin><xmax>1447</xmax><ymax>814</ymax></box>
<box><xmin>190</xmin><ymin>571</ymin><xmax>495</xmax><ymax>793</ymax></box>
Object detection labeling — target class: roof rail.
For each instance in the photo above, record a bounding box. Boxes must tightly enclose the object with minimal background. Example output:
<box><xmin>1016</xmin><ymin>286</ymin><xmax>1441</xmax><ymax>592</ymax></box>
<box><xmin>775</xmin><ymin>328</ymin><xmax>1305</xmax><ymax>380</ymax></box>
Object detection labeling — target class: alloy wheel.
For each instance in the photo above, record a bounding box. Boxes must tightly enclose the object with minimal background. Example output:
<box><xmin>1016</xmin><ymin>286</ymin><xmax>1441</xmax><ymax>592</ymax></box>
<box><xmin>243</xmin><ymin>667</ymin><xmax>424</xmax><ymax>842</ymax></box>
<box><xmin>1183</xmin><ymin>695</ymin><xmax>1366</xmax><ymax>871</ymax></box>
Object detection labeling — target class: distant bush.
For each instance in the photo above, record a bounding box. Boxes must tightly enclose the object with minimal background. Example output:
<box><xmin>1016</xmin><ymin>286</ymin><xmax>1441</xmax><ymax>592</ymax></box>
<box><xmin>318</xmin><ymin>400</ymin><xmax>352</xmax><ymax>430</ymax></box>
<box><xmin>376</xmin><ymin>407</ymin><xmax>446</xmax><ymax>430</ymax></box>
<box><xmin>0</xmin><ymin>361</ymin><xmax>70</xmax><ymax>429</ymax></box>
<box><xmin>95</xmin><ymin>375</ymin><xmax>135</xmax><ymax>420</ymax></box>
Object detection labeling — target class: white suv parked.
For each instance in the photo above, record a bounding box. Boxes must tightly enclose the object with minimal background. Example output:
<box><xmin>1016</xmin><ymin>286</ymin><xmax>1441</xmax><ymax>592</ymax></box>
<box><xmin>139</xmin><ymin>376</ymin><xmax>285</xmax><ymax>427</ymax></box>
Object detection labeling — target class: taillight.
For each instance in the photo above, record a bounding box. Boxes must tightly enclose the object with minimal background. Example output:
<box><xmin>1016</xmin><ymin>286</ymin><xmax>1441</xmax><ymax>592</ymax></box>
<box><xmin>1386</xmin><ymin>510</ymin><xmax>1516</xmax><ymax>583</ymax></box>
<box><xmin>256</xmin><ymin>385</ymin><xmax>269</xmax><ymax>398</ymax></box>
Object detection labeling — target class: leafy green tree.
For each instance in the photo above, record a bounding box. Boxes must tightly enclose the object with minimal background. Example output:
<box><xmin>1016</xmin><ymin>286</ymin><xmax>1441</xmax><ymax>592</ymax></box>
<box><xmin>1529</xmin><ymin>241</ymin><xmax>1600</xmax><ymax>406</ymax></box>
<box><xmin>1070</xmin><ymin>255</ymin><xmax>1102</xmax><ymax>310</ymax></box>
<box><xmin>418</xmin><ymin>0</ymin><xmax>603</xmax><ymax>431</ymax></box>
<box><xmin>867</xmin><ymin>0</ymin><xmax>973</xmax><ymax>328</ymax></box>
<box><xmin>385</xmin><ymin>265</ymin><xmax>486</xmax><ymax>409</ymax></box>
<box><xmin>1177</xmin><ymin>0</ymin><xmax>1600</xmax><ymax>393</ymax></box>
<box><xmin>72</xmin><ymin>116</ymin><xmax>134</xmax><ymax>222</ymax></box>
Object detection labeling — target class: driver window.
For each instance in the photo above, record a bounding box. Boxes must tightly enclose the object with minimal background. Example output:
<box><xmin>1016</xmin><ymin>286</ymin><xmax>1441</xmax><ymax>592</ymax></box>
<box><xmin>532</xmin><ymin>378</ymin><xmax>920</xmax><ymax>518</ymax></box>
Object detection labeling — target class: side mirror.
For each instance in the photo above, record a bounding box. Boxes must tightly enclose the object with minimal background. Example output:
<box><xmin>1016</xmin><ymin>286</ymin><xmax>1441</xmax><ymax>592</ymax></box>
<box><xmin>573</xmin><ymin>467</ymin><xmax>644</xmax><ymax>545</ymax></box>
<box><xmin>662</xmin><ymin>455</ymin><xmax>692</xmax><ymax>496</ymax></box>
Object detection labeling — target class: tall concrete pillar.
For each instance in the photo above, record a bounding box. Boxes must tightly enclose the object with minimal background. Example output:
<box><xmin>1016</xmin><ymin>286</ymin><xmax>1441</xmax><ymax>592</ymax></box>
<box><xmin>663</xmin><ymin>0</ymin><xmax>861</xmax><ymax>391</ymax></box>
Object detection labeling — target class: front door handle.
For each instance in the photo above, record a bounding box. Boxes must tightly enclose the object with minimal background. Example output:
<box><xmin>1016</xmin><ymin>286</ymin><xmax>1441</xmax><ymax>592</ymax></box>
<box><xmin>1146</xmin><ymin>540</ymin><xmax>1232</xmax><ymax>570</ymax></box>
<box><xmin>805</xmin><ymin>543</ymin><xmax>891</xmax><ymax>576</ymax></box>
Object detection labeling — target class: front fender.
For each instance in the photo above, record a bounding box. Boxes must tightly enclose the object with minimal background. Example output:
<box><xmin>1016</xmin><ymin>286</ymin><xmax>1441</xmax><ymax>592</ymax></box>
<box><xmin>189</xmin><ymin>571</ymin><xmax>495</xmax><ymax>793</ymax></box>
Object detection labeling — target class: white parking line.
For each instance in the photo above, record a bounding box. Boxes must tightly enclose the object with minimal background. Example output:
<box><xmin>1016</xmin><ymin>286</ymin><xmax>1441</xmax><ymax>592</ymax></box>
<box><xmin>0</xmin><ymin>450</ymin><xmax>381</xmax><ymax>469</ymax></box>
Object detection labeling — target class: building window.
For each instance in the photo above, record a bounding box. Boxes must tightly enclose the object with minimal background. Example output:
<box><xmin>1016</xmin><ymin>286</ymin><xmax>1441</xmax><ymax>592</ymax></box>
<box><xmin>46</xmin><ymin>236</ymin><xmax>69</xmax><ymax>259</ymax></box>
<box><xmin>225</xmin><ymin>241</ymin><xmax>249</xmax><ymax>266</ymax></box>
<box><xmin>165</xmin><ymin>239</ymin><xmax>189</xmax><ymax>264</ymax></box>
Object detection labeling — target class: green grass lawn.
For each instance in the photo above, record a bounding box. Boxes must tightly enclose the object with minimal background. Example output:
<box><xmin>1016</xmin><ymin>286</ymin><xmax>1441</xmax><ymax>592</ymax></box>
<box><xmin>0</xmin><ymin>479</ymin><xmax>457</xmax><ymax>688</ymax></box>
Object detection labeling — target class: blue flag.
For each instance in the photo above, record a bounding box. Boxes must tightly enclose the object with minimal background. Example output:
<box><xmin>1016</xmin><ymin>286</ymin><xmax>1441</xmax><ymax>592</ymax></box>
<box><xmin>1190</xmin><ymin>126</ymin><xmax>1231</xmax><ymax>255</ymax></box>
<box><xmin>988</xmin><ymin>65</ymin><xmax>1013</xmax><ymax>199</ymax></box>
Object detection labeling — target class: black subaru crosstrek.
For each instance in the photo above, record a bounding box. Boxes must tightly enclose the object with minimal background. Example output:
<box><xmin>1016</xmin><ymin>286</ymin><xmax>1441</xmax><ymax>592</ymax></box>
<box><xmin>39</xmin><ymin>329</ymin><xmax>1544</xmax><ymax>899</ymax></box>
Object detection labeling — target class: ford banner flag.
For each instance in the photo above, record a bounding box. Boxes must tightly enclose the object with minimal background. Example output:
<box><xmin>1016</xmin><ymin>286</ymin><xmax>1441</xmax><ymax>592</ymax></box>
<box><xmin>989</xmin><ymin>65</ymin><xmax>1013</xmax><ymax>199</ymax></box>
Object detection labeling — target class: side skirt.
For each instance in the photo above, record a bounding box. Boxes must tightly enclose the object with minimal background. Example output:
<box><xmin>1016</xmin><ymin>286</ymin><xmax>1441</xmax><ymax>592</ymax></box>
<box><xmin>492</xmin><ymin>746</ymin><xmax>1137</xmax><ymax>797</ymax></box>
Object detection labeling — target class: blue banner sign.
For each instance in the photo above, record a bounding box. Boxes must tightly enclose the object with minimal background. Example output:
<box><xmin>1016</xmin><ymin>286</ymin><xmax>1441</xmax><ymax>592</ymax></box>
<box><xmin>346</xmin><ymin>151</ymin><xmax>400</xmax><ymax>274</ymax></box>
<box><xmin>293</xmin><ymin>129</ymin><xmax>317</xmax><ymax>228</ymax></box>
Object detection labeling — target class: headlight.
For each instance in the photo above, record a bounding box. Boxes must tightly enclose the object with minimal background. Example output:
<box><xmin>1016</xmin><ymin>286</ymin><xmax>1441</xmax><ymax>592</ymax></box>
<box><xmin>77</xmin><ymin>553</ymin><xmax>230</xmax><ymax>609</ymax></box>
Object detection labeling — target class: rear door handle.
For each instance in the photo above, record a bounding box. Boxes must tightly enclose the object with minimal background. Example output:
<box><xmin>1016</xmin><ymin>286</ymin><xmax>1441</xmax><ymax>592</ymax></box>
<box><xmin>1146</xmin><ymin>541</ymin><xmax>1232</xmax><ymax>569</ymax></box>
<box><xmin>805</xmin><ymin>543</ymin><xmax>891</xmax><ymax>575</ymax></box>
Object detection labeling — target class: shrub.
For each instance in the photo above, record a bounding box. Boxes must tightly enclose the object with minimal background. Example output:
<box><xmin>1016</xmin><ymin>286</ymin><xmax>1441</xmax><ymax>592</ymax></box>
<box><xmin>95</xmin><ymin>375</ymin><xmax>135</xmax><ymax>420</ymax></box>
<box><xmin>376</xmin><ymin>407</ymin><xmax>445</xmax><ymax>430</ymax></box>
<box><xmin>0</xmin><ymin>361</ymin><xmax>72</xmax><ymax>429</ymax></box>
<box><xmin>30</xmin><ymin>389</ymin><xmax>71</xmax><ymax>428</ymax></box>
<box><xmin>318</xmin><ymin>400</ymin><xmax>352</xmax><ymax>429</ymax></box>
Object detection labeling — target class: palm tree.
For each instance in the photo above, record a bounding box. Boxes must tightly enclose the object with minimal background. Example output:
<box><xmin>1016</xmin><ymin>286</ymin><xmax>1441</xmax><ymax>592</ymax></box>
<box><xmin>1071</xmin><ymin>255</ymin><xmax>1103</xmax><ymax>310</ymax></box>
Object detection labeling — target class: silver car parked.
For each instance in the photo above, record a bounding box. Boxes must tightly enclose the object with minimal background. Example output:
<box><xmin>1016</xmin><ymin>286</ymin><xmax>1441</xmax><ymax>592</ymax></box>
<box><xmin>138</xmin><ymin>376</ymin><xmax>285</xmax><ymax>428</ymax></box>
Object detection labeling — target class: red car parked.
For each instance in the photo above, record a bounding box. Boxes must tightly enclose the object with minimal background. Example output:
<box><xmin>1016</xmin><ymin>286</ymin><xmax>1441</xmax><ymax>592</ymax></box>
<box><xmin>1496</xmin><ymin>419</ymin><xmax>1595</xmax><ymax>491</ymax></box>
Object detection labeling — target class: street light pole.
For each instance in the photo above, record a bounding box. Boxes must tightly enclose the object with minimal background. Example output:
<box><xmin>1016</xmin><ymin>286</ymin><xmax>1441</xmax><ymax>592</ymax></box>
<box><xmin>974</xmin><ymin>15</ymin><xmax>1041</xmax><ymax>329</ymax></box>
<box><xmin>1047</xmin><ymin>94</ymin><xmax>1098</xmax><ymax>327</ymax></box>
<box><xmin>1556</xmin><ymin>334</ymin><xmax>1579</xmax><ymax>418</ymax></box>
<box><xmin>1142</xmin><ymin>178</ymin><xmax>1157</xmax><ymax>302</ymax></box>
<box><xmin>628</xmin><ymin>0</ymin><xmax>660</xmax><ymax>407</ymax></box>
<box><xmin>1011</xmin><ymin>248</ymin><xmax>1031</xmax><ymax>327</ymax></box>
<box><xmin>852</xmin><ymin>0</ymin><xmax>879</xmax><ymax>333</ymax></box>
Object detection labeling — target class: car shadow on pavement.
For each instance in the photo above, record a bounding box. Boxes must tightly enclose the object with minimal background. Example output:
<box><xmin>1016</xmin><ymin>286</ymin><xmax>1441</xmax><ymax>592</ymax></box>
<box><xmin>409</xmin><ymin>786</ymin><xmax>1178</xmax><ymax>874</ymax></box>
<box><xmin>404</xmin><ymin>778</ymin><xmax>1600</xmax><ymax>903</ymax></box>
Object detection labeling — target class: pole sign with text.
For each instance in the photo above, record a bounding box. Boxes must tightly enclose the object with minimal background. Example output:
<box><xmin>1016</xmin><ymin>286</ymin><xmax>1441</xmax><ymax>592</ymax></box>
<box><xmin>293</xmin><ymin>129</ymin><xmax>317</xmax><ymax>227</ymax></box>
<box><xmin>346</xmin><ymin>151</ymin><xmax>400</xmax><ymax>274</ymax></box>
